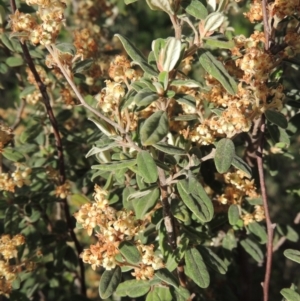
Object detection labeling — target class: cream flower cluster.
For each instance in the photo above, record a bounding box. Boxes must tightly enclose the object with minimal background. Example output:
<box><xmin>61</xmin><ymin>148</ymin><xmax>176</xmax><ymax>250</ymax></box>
<box><xmin>10</xmin><ymin>0</ymin><xmax>66</xmax><ymax>45</ymax></box>
<box><xmin>0</xmin><ymin>234</ymin><xmax>25</xmax><ymax>295</ymax></box>
<box><xmin>74</xmin><ymin>186</ymin><xmax>164</xmax><ymax>279</ymax></box>
<box><xmin>0</xmin><ymin>164</ymin><xmax>31</xmax><ymax>193</ymax></box>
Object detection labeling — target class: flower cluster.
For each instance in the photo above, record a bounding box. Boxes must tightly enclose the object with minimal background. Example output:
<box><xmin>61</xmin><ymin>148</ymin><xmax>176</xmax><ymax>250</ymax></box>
<box><xmin>0</xmin><ymin>164</ymin><xmax>31</xmax><ymax>193</ymax></box>
<box><xmin>216</xmin><ymin>170</ymin><xmax>259</xmax><ymax>207</ymax></box>
<box><xmin>0</xmin><ymin>124</ymin><xmax>14</xmax><ymax>151</ymax></box>
<box><xmin>0</xmin><ymin>234</ymin><xmax>25</xmax><ymax>295</ymax></box>
<box><xmin>74</xmin><ymin>185</ymin><xmax>164</xmax><ymax>279</ymax></box>
<box><xmin>10</xmin><ymin>0</ymin><xmax>66</xmax><ymax>45</ymax></box>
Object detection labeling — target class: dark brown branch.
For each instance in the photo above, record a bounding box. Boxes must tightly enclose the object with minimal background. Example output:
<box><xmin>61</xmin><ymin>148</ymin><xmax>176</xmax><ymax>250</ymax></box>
<box><xmin>9</xmin><ymin>1</ymin><xmax>86</xmax><ymax>295</ymax></box>
<box><xmin>256</xmin><ymin>115</ymin><xmax>273</xmax><ymax>301</ymax></box>
<box><xmin>157</xmin><ymin>153</ymin><xmax>186</xmax><ymax>287</ymax></box>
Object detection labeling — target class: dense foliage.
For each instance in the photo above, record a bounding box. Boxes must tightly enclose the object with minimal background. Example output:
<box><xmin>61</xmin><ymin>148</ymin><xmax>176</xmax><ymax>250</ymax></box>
<box><xmin>1</xmin><ymin>0</ymin><xmax>300</xmax><ymax>301</ymax></box>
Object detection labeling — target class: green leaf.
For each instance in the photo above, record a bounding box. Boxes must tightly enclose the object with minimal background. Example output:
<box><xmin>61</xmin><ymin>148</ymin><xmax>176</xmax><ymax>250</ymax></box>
<box><xmin>177</xmin><ymin>179</ymin><xmax>213</xmax><ymax>222</ymax></box>
<box><xmin>152</xmin><ymin>38</ymin><xmax>166</xmax><ymax>62</ymax></box>
<box><xmin>184</xmin><ymin>0</ymin><xmax>208</xmax><ymax>20</ymax></box>
<box><xmin>171</xmin><ymin>79</ymin><xmax>203</xmax><ymax>89</ymax></box>
<box><xmin>265</xmin><ymin>110</ymin><xmax>288</xmax><ymax>129</ymax></box>
<box><xmin>88</xmin><ymin>117</ymin><xmax>114</xmax><ymax>137</ymax></box>
<box><xmin>70</xmin><ymin>194</ymin><xmax>90</xmax><ymax>207</ymax></box>
<box><xmin>99</xmin><ymin>266</ymin><xmax>122</xmax><ymax>299</ymax></box>
<box><xmin>171</xmin><ymin>199</ymin><xmax>191</xmax><ymax>224</ymax></box>
<box><xmin>155</xmin><ymin>268</ymin><xmax>179</xmax><ymax>288</ymax></box>
<box><xmin>3</xmin><ymin>148</ymin><xmax>25</xmax><ymax>162</ymax></box>
<box><xmin>214</xmin><ymin>138</ymin><xmax>235</xmax><ymax>173</ymax></box>
<box><xmin>146</xmin><ymin>287</ymin><xmax>173</xmax><ymax>301</ymax></box>
<box><xmin>91</xmin><ymin>159</ymin><xmax>136</xmax><ymax>171</ymax></box>
<box><xmin>231</xmin><ymin>155</ymin><xmax>252</xmax><ymax>178</ymax></box>
<box><xmin>248</xmin><ymin>222</ymin><xmax>267</xmax><ymax>244</ymax></box>
<box><xmin>170</xmin><ymin>287</ymin><xmax>191</xmax><ymax>301</ymax></box>
<box><xmin>55</xmin><ymin>42</ymin><xmax>76</xmax><ymax>55</ymax></box>
<box><xmin>204</xmin><ymin>37</ymin><xmax>235</xmax><ymax>49</ymax></box>
<box><xmin>280</xmin><ymin>288</ymin><xmax>300</xmax><ymax>301</ymax></box>
<box><xmin>198</xmin><ymin>246</ymin><xmax>227</xmax><ymax>274</ymax></box>
<box><xmin>115</xmin><ymin>34</ymin><xmax>157</xmax><ymax>76</ymax></box>
<box><xmin>73</xmin><ymin>58</ymin><xmax>94</xmax><ymax>73</ymax></box>
<box><xmin>240</xmin><ymin>238</ymin><xmax>264</xmax><ymax>263</ymax></box>
<box><xmin>228</xmin><ymin>204</ymin><xmax>240</xmax><ymax>226</ymax></box>
<box><xmin>146</xmin><ymin>0</ymin><xmax>174</xmax><ymax>14</ymax></box>
<box><xmin>284</xmin><ymin>249</ymin><xmax>300</xmax><ymax>264</ymax></box>
<box><xmin>185</xmin><ymin>248</ymin><xmax>210</xmax><ymax>288</ymax></box>
<box><xmin>153</xmin><ymin>142</ymin><xmax>186</xmax><ymax>155</ymax></box>
<box><xmin>160</xmin><ymin>37</ymin><xmax>182</xmax><ymax>72</ymax></box>
<box><xmin>134</xmin><ymin>88</ymin><xmax>158</xmax><ymax>108</ymax></box>
<box><xmin>140</xmin><ymin>111</ymin><xmax>169</xmax><ymax>145</ymax></box>
<box><xmin>173</xmin><ymin>94</ymin><xmax>196</xmax><ymax>108</ymax></box>
<box><xmin>133</xmin><ymin>188</ymin><xmax>160</xmax><ymax>219</ymax></box>
<box><xmin>20</xmin><ymin>122</ymin><xmax>43</xmax><ymax>144</ymax></box>
<box><xmin>6</xmin><ymin>56</ymin><xmax>24</xmax><ymax>67</ymax></box>
<box><xmin>116</xmin><ymin>280</ymin><xmax>150</xmax><ymax>297</ymax></box>
<box><xmin>137</xmin><ymin>151</ymin><xmax>158</xmax><ymax>183</ymax></box>
<box><xmin>158</xmin><ymin>71</ymin><xmax>169</xmax><ymax>91</ymax></box>
<box><xmin>1</xmin><ymin>33</ymin><xmax>15</xmax><ymax>52</ymax></box>
<box><xmin>204</xmin><ymin>12</ymin><xmax>225</xmax><ymax>32</ymax></box>
<box><xmin>199</xmin><ymin>51</ymin><xmax>237</xmax><ymax>95</ymax></box>
<box><xmin>119</xmin><ymin>241</ymin><xmax>141</xmax><ymax>264</ymax></box>
<box><xmin>125</xmin><ymin>0</ymin><xmax>138</xmax><ymax>4</ymax></box>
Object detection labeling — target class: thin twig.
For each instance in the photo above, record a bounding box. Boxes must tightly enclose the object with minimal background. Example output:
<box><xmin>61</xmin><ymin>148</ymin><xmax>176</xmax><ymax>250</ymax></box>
<box><xmin>261</xmin><ymin>0</ymin><xmax>270</xmax><ymax>50</ymax></box>
<box><xmin>257</xmin><ymin>115</ymin><xmax>273</xmax><ymax>301</ymax></box>
<box><xmin>45</xmin><ymin>45</ymin><xmax>125</xmax><ymax>134</ymax></box>
<box><xmin>9</xmin><ymin>1</ymin><xmax>86</xmax><ymax>295</ymax></box>
<box><xmin>169</xmin><ymin>14</ymin><xmax>182</xmax><ymax>40</ymax></box>
<box><xmin>12</xmin><ymin>98</ymin><xmax>26</xmax><ymax>131</ymax></box>
<box><xmin>157</xmin><ymin>153</ymin><xmax>186</xmax><ymax>287</ymax></box>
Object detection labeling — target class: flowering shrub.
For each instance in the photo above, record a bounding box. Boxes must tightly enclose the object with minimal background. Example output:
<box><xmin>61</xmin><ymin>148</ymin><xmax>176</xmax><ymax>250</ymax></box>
<box><xmin>1</xmin><ymin>0</ymin><xmax>300</xmax><ymax>300</ymax></box>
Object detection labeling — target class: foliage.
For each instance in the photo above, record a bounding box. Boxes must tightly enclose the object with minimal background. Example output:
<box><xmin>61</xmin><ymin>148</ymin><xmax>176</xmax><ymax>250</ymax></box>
<box><xmin>0</xmin><ymin>0</ymin><xmax>300</xmax><ymax>301</ymax></box>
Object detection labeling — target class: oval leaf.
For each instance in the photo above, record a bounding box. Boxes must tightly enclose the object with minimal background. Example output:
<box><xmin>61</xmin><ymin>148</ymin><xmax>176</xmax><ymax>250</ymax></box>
<box><xmin>185</xmin><ymin>248</ymin><xmax>210</xmax><ymax>288</ymax></box>
<box><xmin>177</xmin><ymin>179</ymin><xmax>213</xmax><ymax>222</ymax></box>
<box><xmin>161</xmin><ymin>37</ymin><xmax>181</xmax><ymax>72</ymax></box>
<box><xmin>3</xmin><ymin>148</ymin><xmax>25</xmax><ymax>162</ymax></box>
<box><xmin>133</xmin><ymin>188</ymin><xmax>160</xmax><ymax>219</ymax></box>
<box><xmin>116</xmin><ymin>279</ymin><xmax>150</xmax><ymax>298</ymax></box>
<box><xmin>91</xmin><ymin>159</ymin><xmax>136</xmax><ymax>171</ymax></box>
<box><xmin>99</xmin><ymin>266</ymin><xmax>122</xmax><ymax>299</ymax></box>
<box><xmin>198</xmin><ymin>246</ymin><xmax>227</xmax><ymax>275</ymax></box>
<box><xmin>284</xmin><ymin>249</ymin><xmax>300</xmax><ymax>264</ymax></box>
<box><xmin>231</xmin><ymin>155</ymin><xmax>252</xmax><ymax>178</ymax></box>
<box><xmin>228</xmin><ymin>204</ymin><xmax>240</xmax><ymax>226</ymax></box>
<box><xmin>214</xmin><ymin>138</ymin><xmax>235</xmax><ymax>173</ymax></box>
<box><xmin>280</xmin><ymin>288</ymin><xmax>300</xmax><ymax>301</ymax></box>
<box><xmin>141</xmin><ymin>111</ymin><xmax>169</xmax><ymax>146</ymax></box>
<box><xmin>115</xmin><ymin>34</ymin><xmax>157</xmax><ymax>76</ymax></box>
<box><xmin>146</xmin><ymin>286</ymin><xmax>173</xmax><ymax>301</ymax></box>
<box><xmin>137</xmin><ymin>151</ymin><xmax>158</xmax><ymax>183</ymax></box>
<box><xmin>153</xmin><ymin>142</ymin><xmax>186</xmax><ymax>155</ymax></box>
<box><xmin>146</xmin><ymin>0</ymin><xmax>174</xmax><ymax>14</ymax></box>
<box><xmin>6</xmin><ymin>56</ymin><xmax>24</xmax><ymax>67</ymax></box>
<box><xmin>265</xmin><ymin>110</ymin><xmax>288</xmax><ymax>129</ymax></box>
<box><xmin>184</xmin><ymin>0</ymin><xmax>208</xmax><ymax>20</ymax></box>
<box><xmin>248</xmin><ymin>222</ymin><xmax>267</xmax><ymax>244</ymax></box>
<box><xmin>134</xmin><ymin>89</ymin><xmax>158</xmax><ymax>108</ymax></box>
<box><xmin>199</xmin><ymin>51</ymin><xmax>237</xmax><ymax>95</ymax></box>
<box><xmin>204</xmin><ymin>12</ymin><xmax>225</xmax><ymax>33</ymax></box>
<box><xmin>240</xmin><ymin>238</ymin><xmax>264</xmax><ymax>263</ymax></box>
<box><xmin>119</xmin><ymin>241</ymin><xmax>141</xmax><ymax>264</ymax></box>
<box><xmin>155</xmin><ymin>268</ymin><xmax>179</xmax><ymax>288</ymax></box>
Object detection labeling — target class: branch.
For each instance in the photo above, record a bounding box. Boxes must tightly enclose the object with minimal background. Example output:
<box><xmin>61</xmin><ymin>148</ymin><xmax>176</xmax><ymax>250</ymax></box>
<box><xmin>157</xmin><ymin>153</ymin><xmax>186</xmax><ymax>287</ymax></box>
<box><xmin>9</xmin><ymin>1</ymin><xmax>86</xmax><ymax>295</ymax></box>
<box><xmin>256</xmin><ymin>115</ymin><xmax>273</xmax><ymax>301</ymax></box>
